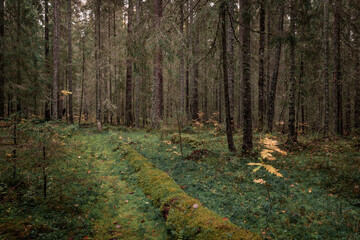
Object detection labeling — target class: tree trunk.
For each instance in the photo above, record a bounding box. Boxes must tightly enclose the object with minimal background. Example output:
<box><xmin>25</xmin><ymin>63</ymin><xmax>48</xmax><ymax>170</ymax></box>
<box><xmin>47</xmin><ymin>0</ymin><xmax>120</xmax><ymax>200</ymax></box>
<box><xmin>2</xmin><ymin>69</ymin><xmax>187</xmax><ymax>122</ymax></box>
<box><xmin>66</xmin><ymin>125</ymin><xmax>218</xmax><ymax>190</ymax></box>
<box><xmin>67</xmin><ymin>0</ymin><xmax>73</xmax><ymax>123</ymax></box>
<box><xmin>227</xmin><ymin>0</ymin><xmax>235</xmax><ymax>128</ymax></box>
<box><xmin>267</xmin><ymin>4</ymin><xmax>285</xmax><ymax>132</ymax></box>
<box><xmin>355</xmin><ymin>46</ymin><xmax>360</xmax><ymax>130</ymax></box>
<box><xmin>44</xmin><ymin>0</ymin><xmax>51</xmax><ymax>121</ymax></box>
<box><xmin>95</xmin><ymin>0</ymin><xmax>102</xmax><ymax>131</ymax></box>
<box><xmin>238</xmin><ymin>0</ymin><xmax>244</xmax><ymax>128</ymax></box>
<box><xmin>0</xmin><ymin>0</ymin><xmax>4</xmax><ymax>118</ymax></box>
<box><xmin>220</xmin><ymin>1</ymin><xmax>236</xmax><ymax>152</ymax></box>
<box><xmin>79</xmin><ymin>35</ymin><xmax>85</xmax><ymax>125</ymax></box>
<box><xmin>323</xmin><ymin>0</ymin><xmax>330</xmax><ymax>136</ymax></box>
<box><xmin>288</xmin><ymin>0</ymin><xmax>297</xmax><ymax>143</ymax></box>
<box><xmin>191</xmin><ymin>4</ymin><xmax>199</xmax><ymax>121</ymax></box>
<box><xmin>52</xmin><ymin>0</ymin><xmax>59</xmax><ymax>120</ymax></box>
<box><xmin>242</xmin><ymin>0</ymin><xmax>253</xmax><ymax>152</ymax></box>
<box><xmin>333</xmin><ymin>0</ymin><xmax>343</xmax><ymax>135</ymax></box>
<box><xmin>179</xmin><ymin>0</ymin><xmax>185</xmax><ymax>114</ymax></box>
<box><xmin>16</xmin><ymin>0</ymin><xmax>21</xmax><ymax>117</ymax></box>
<box><xmin>151</xmin><ymin>0</ymin><xmax>163</xmax><ymax>128</ymax></box>
<box><xmin>258</xmin><ymin>0</ymin><xmax>265</xmax><ymax>131</ymax></box>
<box><xmin>134</xmin><ymin>0</ymin><xmax>141</xmax><ymax>127</ymax></box>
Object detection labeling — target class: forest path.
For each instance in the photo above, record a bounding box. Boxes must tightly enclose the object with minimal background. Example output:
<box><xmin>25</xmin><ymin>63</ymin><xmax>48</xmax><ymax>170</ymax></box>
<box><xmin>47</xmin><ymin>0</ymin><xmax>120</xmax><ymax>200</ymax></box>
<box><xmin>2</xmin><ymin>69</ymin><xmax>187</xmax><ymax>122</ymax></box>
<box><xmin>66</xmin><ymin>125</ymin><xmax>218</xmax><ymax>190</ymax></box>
<box><xmin>72</xmin><ymin>131</ymin><xmax>169</xmax><ymax>239</ymax></box>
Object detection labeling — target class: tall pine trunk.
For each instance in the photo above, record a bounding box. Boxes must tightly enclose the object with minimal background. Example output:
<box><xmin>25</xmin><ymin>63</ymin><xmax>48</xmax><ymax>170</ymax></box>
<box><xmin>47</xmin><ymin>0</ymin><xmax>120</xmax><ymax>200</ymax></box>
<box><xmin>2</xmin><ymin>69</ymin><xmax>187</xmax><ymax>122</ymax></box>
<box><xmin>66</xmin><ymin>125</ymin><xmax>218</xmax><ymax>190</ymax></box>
<box><xmin>16</xmin><ymin>0</ymin><xmax>21</xmax><ymax>117</ymax></box>
<box><xmin>242</xmin><ymin>0</ymin><xmax>253</xmax><ymax>152</ymax></box>
<box><xmin>52</xmin><ymin>0</ymin><xmax>59</xmax><ymax>120</ymax></box>
<box><xmin>0</xmin><ymin>0</ymin><xmax>4</xmax><ymax>118</ymax></box>
<box><xmin>267</xmin><ymin>4</ymin><xmax>285</xmax><ymax>132</ymax></box>
<box><xmin>220</xmin><ymin>1</ymin><xmax>236</xmax><ymax>152</ymax></box>
<box><xmin>151</xmin><ymin>0</ymin><xmax>163</xmax><ymax>128</ymax></box>
<box><xmin>333</xmin><ymin>0</ymin><xmax>343</xmax><ymax>135</ymax></box>
<box><xmin>288</xmin><ymin>0</ymin><xmax>297</xmax><ymax>143</ymax></box>
<box><xmin>179</xmin><ymin>1</ymin><xmax>185</xmax><ymax>114</ymax></box>
<box><xmin>95</xmin><ymin>0</ymin><xmax>102</xmax><ymax>131</ymax></box>
<box><xmin>258</xmin><ymin>0</ymin><xmax>265</xmax><ymax>131</ymax></box>
<box><xmin>67</xmin><ymin>0</ymin><xmax>73</xmax><ymax>123</ymax></box>
<box><xmin>227</xmin><ymin>0</ymin><xmax>235</xmax><ymax>128</ymax></box>
<box><xmin>323</xmin><ymin>0</ymin><xmax>330</xmax><ymax>136</ymax></box>
<box><xmin>355</xmin><ymin>50</ymin><xmax>360</xmax><ymax>130</ymax></box>
<box><xmin>125</xmin><ymin>0</ymin><xmax>133</xmax><ymax>126</ymax></box>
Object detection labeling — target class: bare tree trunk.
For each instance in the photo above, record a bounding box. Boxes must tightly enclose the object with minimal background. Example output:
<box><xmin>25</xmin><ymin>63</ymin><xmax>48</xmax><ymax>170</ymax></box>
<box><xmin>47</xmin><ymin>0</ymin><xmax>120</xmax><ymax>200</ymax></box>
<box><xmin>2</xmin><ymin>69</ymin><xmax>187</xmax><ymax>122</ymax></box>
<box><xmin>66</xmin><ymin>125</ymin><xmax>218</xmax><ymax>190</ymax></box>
<box><xmin>44</xmin><ymin>0</ymin><xmax>51</xmax><ymax>121</ymax></box>
<box><xmin>221</xmin><ymin>1</ymin><xmax>236</xmax><ymax>152</ymax></box>
<box><xmin>258</xmin><ymin>0</ymin><xmax>265</xmax><ymax>131</ymax></box>
<box><xmin>227</xmin><ymin>0</ymin><xmax>235</xmax><ymax>128</ymax></box>
<box><xmin>134</xmin><ymin>0</ymin><xmax>141</xmax><ymax>127</ymax></box>
<box><xmin>323</xmin><ymin>0</ymin><xmax>330</xmax><ymax>136</ymax></box>
<box><xmin>151</xmin><ymin>0</ymin><xmax>163</xmax><ymax>128</ymax></box>
<box><xmin>355</xmin><ymin>46</ymin><xmax>360</xmax><ymax>130</ymax></box>
<box><xmin>67</xmin><ymin>0</ymin><xmax>73</xmax><ymax>123</ymax></box>
<box><xmin>267</xmin><ymin>4</ymin><xmax>284</xmax><ymax>132</ymax></box>
<box><xmin>16</xmin><ymin>0</ymin><xmax>21</xmax><ymax>117</ymax></box>
<box><xmin>79</xmin><ymin>35</ymin><xmax>85</xmax><ymax>125</ymax></box>
<box><xmin>52</xmin><ymin>0</ymin><xmax>59</xmax><ymax>120</ymax></box>
<box><xmin>288</xmin><ymin>0</ymin><xmax>297</xmax><ymax>143</ymax></box>
<box><xmin>0</xmin><ymin>0</ymin><xmax>4</xmax><ymax>118</ymax></box>
<box><xmin>333</xmin><ymin>0</ymin><xmax>343</xmax><ymax>135</ymax></box>
<box><xmin>179</xmin><ymin>0</ymin><xmax>185</xmax><ymax>114</ymax></box>
<box><xmin>191</xmin><ymin>5</ymin><xmax>199</xmax><ymax>121</ymax></box>
<box><xmin>238</xmin><ymin>0</ymin><xmax>243</xmax><ymax>128</ymax></box>
<box><xmin>242</xmin><ymin>0</ymin><xmax>253</xmax><ymax>152</ymax></box>
<box><xmin>265</xmin><ymin>2</ymin><xmax>271</xmax><ymax>117</ymax></box>
<box><xmin>95</xmin><ymin>0</ymin><xmax>102</xmax><ymax>131</ymax></box>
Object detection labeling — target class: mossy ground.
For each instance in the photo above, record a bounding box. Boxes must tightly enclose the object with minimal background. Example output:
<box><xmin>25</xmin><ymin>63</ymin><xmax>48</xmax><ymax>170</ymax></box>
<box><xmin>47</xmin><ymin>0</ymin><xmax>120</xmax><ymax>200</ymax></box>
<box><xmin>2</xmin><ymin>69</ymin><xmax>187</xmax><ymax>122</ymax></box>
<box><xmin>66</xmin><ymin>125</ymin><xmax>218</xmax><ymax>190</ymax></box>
<box><xmin>0</xmin><ymin>125</ymin><xmax>169</xmax><ymax>239</ymax></box>
<box><xmin>116</xmin><ymin>128</ymin><xmax>360</xmax><ymax>239</ymax></box>
<box><xmin>1</xmin><ymin>122</ymin><xmax>359</xmax><ymax>239</ymax></box>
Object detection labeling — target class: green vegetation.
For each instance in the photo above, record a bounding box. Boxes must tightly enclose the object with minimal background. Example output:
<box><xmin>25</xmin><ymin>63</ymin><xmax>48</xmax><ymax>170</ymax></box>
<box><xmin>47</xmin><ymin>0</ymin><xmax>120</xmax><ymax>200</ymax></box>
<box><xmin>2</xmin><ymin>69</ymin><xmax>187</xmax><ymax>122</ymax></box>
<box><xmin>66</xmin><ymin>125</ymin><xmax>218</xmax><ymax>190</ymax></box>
<box><xmin>1</xmin><ymin>121</ymin><xmax>359</xmax><ymax>239</ymax></box>
<box><xmin>118</xmin><ymin>128</ymin><xmax>360</xmax><ymax>239</ymax></box>
<box><xmin>0</xmin><ymin>122</ymin><xmax>168</xmax><ymax>239</ymax></box>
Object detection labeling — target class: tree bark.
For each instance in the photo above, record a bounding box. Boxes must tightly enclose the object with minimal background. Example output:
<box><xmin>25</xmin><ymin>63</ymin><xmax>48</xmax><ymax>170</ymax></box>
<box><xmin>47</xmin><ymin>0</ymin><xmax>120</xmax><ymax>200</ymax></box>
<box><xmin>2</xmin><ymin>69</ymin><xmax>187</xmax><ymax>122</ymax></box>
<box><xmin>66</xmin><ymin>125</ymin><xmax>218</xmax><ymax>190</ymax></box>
<box><xmin>242</xmin><ymin>0</ymin><xmax>253</xmax><ymax>152</ymax></box>
<box><xmin>0</xmin><ymin>0</ymin><xmax>4</xmax><ymax>118</ymax></box>
<box><xmin>191</xmin><ymin>3</ymin><xmax>199</xmax><ymax>121</ymax></box>
<box><xmin>237</xmin><ymin>0</ymin><xmax>243</xmax><ymax>128</ymax></box>
<box><xmin>95</xmin><ymin>0</ymin><xmax>102</xmax><ymax>131</ymax></box>
<box><xmin>79</xmin><ymin>35</ymin><xmax>85</xmax><ymax>125</ymax></box>
<box><xmin>258</xmin><ymin>0</ymin><xmax>265</xmax><ymax>131</ymax></box>
<box><xmin>220</xmin><ymin>1</ymin><xmax>236</xmax><ymax>152</ymax></box>
<box><xmin>151</xmin><ymin>0</ymin><xmax>163</xmax><ymax>128</ymax></box>
<box><xmin>16</xmin><ymin>0</ymin><xmax>21</xmax><ymax>117</ymax></box>
<box><xmin>179</xmin><ymin>0</ymin><xmax>185</xmax><ymax>114</ymax></box>
<box><xmin>67</xmin><ymin>0</ymin><xmax>73</xmax><ymax>123</ymax></box>
<box><xmin>227</xmin><ymin>0</ymin><xmax>235</xmax><ymax>128</ymax></box>
<box><xmin>267</xmin><ymin>3</ymin><xmax>285</xmax><ymax>132</ymax></box>
<box><xmin>355</xmin><ymin>51</ymin><xmax>360</xmax><ymax>129</ymax></box>
<box><xmin>134</xmin><ymin>0</ymin><xmax>141</xmax><ymax>127</ymax></box>
<box><xmin>52</xmin><ymin>0</ymin><xmax>59</xmax><ymax>120</ymax></box>
<box><xmin>333</xmin><ymin>0</ymin><xmax>343</xmax><ymax>135</ymax></box>
<box><xmin>288</xmin><ymin>0</ymin><xmax>297</xmax><ymax>143</ymax></box>
<box><xmin>323</xmin><ymin>0</ymin><xmax>330</xmax><ymax>136</ymax></box>
<box><xmin>125</xmin><ymin>0</ymin><xmax>134</xmax><ymax>126</ymax></box>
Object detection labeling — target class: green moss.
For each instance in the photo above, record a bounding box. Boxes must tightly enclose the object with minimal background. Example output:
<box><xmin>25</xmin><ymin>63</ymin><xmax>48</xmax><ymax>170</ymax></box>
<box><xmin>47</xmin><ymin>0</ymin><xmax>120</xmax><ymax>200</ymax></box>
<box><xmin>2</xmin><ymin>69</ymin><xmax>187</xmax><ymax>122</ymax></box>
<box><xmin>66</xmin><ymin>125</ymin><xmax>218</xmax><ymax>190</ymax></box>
<box><xmin>124</xmin><ymin>148</ymin><xmax>261</xmax><ymax>240</ymax></box>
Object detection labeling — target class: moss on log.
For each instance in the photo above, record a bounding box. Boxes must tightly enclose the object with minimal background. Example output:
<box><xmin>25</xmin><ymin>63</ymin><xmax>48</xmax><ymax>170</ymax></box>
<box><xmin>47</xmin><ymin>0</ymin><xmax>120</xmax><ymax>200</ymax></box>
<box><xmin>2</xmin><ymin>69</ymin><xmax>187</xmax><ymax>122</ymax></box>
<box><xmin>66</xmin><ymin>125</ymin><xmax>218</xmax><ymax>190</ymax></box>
<box><xmin>125</xmin><ymin>147</ymin><xmax>261</xmax><ymax>240</ymax></box>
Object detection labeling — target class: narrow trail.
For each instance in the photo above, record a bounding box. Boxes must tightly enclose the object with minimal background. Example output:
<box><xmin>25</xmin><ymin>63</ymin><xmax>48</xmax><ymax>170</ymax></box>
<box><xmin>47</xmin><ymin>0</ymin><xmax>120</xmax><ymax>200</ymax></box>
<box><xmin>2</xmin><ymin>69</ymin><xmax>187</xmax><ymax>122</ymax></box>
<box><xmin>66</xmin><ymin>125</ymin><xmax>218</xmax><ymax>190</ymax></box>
<box><xmin>72</xmin><ymin>131</ymin><xmax>170</xmax><ymax>240</ymax></box>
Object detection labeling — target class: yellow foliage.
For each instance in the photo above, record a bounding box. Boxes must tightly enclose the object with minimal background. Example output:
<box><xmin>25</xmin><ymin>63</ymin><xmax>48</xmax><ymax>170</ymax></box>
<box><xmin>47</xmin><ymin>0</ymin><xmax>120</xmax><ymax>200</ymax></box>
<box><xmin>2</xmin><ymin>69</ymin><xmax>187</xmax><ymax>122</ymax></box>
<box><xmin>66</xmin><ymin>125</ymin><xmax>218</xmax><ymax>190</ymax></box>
<box><xmin>61</xmin><ymin>90</ymin><xmax>73</xmax><ymax>96</ymax></box>
<box><xmin>247</xmin><ymin>163</ymin><xmax>283</xmax><ymax>177</ymax></box>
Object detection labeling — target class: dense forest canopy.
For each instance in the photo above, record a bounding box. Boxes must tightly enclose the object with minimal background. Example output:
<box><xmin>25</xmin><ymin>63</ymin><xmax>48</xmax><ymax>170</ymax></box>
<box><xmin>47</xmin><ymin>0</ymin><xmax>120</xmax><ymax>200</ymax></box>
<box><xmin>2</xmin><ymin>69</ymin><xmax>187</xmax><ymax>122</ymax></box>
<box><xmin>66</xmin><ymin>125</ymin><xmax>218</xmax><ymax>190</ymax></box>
<box><xmin>1</xmin><ymin>0</ymin><xmax>360</xmax><ymax>148</ymax></box>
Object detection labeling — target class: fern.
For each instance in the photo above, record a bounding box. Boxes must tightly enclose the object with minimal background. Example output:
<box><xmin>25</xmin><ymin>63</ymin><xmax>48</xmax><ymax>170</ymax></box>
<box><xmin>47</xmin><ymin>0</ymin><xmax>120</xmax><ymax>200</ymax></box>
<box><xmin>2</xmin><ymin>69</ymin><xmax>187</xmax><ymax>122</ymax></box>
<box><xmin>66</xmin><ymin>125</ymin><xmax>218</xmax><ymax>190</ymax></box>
<box><xmin>247</xmin><ymin>163</ymin><xmax>283</xmax><ymax>177</ymax></box>
<box><xmin>247</xmin><ymin>137</ymin><xmax>286</xmax><ymax>178</ymax></box>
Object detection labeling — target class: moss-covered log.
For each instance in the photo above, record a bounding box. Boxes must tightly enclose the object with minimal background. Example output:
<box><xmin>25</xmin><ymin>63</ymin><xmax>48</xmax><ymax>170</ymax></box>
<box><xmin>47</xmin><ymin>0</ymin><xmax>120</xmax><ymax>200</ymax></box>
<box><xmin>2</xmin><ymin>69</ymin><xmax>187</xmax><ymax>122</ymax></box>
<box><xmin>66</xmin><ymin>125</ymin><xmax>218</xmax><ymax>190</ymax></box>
<box><xmin>124</xmin><ymin>147</ymin><xmax>261</xmax><ymax>240</ymax></box>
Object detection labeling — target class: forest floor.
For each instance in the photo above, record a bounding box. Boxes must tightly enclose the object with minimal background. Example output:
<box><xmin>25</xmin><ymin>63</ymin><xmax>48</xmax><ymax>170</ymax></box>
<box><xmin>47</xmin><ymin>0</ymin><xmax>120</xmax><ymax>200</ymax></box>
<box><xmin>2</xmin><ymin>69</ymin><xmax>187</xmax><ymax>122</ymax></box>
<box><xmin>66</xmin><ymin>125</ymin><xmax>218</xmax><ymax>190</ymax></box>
<box><xmin>1</xmin><ymin>122</ymin><xmax>359</xmax><ymax>239</ymax></box>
